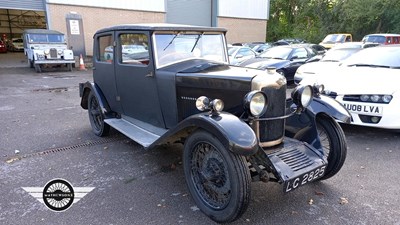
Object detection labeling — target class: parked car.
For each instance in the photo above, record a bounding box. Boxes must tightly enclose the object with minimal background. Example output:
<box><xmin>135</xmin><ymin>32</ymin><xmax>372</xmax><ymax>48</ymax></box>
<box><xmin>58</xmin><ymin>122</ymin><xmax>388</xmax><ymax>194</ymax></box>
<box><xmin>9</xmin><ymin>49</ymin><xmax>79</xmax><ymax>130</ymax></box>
<box><xmin>332</xmin><ymin>41</ymin><xmax>380</xmax><ymax>49</ymax></box>
<box><xmin>79</xmin><ymin>24</ymin><xmax>350</xmax><ymax>223</ymax></box>
<box><xmin>300</xmin><ymin>45</ymin><xmax>400</xmax><ymax>129</ymax></box>
<box><xmin>238</xmin><ymin>45</ymin><xmax>318</xmax><ymax>83</ymax></box>
<box><xmin>228</xmin><ymin>46</ymin><xmax>257</xmax><ymax>65</ymax></box>
<box><xmin>320</xmin><ymin>33</ymin><xmax>352</xmax><ymax>49</ymax></box>
<box><xmin>0</xmin><ymin>40</ymin><xmax>7</xmax><ymax>53</ymax></box>
<box><xmin>361</xmin><ymin>33</ymin><xmax>400</xmax><ymax>45</ymax></box>
<box><xmin>252</xmin><ymin>43</ymin><xmax>273</xmax><ymax>53</ymax></box>
<box><xmin>104</xmin><ymin>44</ymin><xmax>148</xmax><ymax>61</ymax></box>
<box><xmin>7</xmin><ymin>38</ymin><xmax>24</xmax><ymax>51</ymax></box>
<box><xmin>23</xmin><ymin>29</ymin><xmax>74</xmax><ymax>73</ymax></box>
<box><xmin>294</xmin><ymin>47</ymin><xmax>362</xmax><ymax>84</ymax></box>
<box><xmin>300</xmin><ymin>43</ymin><xmax>327</xmax><ymax>55</ymax></box>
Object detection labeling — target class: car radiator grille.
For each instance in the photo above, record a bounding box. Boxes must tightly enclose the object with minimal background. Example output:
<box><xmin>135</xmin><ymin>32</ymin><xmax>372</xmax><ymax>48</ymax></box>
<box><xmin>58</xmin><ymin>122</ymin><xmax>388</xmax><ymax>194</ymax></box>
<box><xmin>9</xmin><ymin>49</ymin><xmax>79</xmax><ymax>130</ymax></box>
<box><xmin>50</xmin><ymin>48</ymin><xmax>57</xmax><ymax>58</ymax></box>
<box><xmin>259</xmin><ymin>85</ymin><xmax>286</xmax><ymax>143</ymax></box>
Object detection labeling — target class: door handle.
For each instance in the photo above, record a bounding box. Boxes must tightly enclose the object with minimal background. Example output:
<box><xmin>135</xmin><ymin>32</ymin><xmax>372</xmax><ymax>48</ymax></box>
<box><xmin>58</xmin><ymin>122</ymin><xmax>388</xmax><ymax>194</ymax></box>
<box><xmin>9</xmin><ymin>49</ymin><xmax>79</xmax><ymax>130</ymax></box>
<box><xmin>145</xmin><ymin>72</ymin><xmax>153</xmax><ymax>77</ymax></box>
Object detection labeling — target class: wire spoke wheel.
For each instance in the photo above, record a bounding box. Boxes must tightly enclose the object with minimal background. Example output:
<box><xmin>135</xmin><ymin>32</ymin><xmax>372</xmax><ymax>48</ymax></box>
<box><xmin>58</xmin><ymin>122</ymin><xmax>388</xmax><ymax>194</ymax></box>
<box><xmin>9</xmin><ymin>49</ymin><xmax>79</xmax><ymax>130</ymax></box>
<box><xmin>191</xmin><ymin>142</ymin><xmax>231</xmax><ymax>209</ymax></box>
<box><xmin>316</xmin><ymin>115</ymin><xmax>347</xmax><ymax>180</ymax></box>
<box><xmin>183</xmin><ymin>130</ymin><xmax>250</xmax><ymax>223</ymax></box>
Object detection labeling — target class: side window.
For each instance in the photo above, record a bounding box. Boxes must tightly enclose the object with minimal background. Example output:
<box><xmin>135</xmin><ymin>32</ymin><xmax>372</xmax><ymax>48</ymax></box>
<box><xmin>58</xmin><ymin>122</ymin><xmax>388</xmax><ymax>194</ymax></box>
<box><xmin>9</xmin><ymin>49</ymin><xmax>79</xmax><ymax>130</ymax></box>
<box><xmin>238</xmin><ymin>48</ymin><xmax>255</xmax><ymax>57</ymax></box>
<box><xmin>98</xmin><ymin>35</ymin><xmax>113</xmax><ymax>62</ymax></box>
<box><xmin>292</xmin><ymin>48</ymin><xmax>308</xmax><ymax>59</ymax></box>
<box><xmin>119</xmin><ymin>33</ymin><xmax>149</xmax><ymax>65</ymax></box>
<box><xmin>393</xmin><ymin>37</ymin><xmax>399</xmax><ymax>44</ymax></box>
<box><xmin>387</xmin><ymin>37</ymin><xmax>392</xmax><ymax>44</ymax></box>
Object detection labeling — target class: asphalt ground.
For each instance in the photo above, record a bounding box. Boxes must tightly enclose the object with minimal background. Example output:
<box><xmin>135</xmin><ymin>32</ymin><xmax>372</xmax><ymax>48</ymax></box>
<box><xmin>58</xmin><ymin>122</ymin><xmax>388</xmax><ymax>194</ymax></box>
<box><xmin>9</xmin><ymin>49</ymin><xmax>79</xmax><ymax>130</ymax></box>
<box><xmin>0</xmin><ymin>52</ymin><xmax>400</xmax><ymax>225</ymax></box>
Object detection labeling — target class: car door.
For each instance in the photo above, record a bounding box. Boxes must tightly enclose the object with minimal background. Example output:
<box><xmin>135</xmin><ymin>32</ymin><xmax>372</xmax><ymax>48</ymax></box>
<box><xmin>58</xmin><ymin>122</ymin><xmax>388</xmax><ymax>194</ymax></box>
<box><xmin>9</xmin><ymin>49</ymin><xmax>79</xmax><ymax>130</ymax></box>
<box><xmin>93</xmin><ymin>32</ymin><xmax>123</xmax><ymax>113</ymax></box>
<box><xmin>114</xmin><ymin>31</ymin><xmax>165</xmax><ymax>128</ymax></box>
<box><xmin>287</xmin><ymin>47</ymin><xmax>310</xmax><ymax>80</ymax></box>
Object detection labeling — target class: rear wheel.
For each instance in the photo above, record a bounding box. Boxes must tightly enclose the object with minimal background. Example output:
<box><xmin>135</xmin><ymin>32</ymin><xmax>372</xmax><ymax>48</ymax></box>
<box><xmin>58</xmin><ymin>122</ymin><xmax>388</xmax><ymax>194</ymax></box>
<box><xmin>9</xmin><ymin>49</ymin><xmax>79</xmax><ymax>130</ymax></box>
<box><xmin>88</xmin><ymin>92</ymin><xmax>110</xmax><ymax>137</ymax></box>
<box><xmin>316</xmin><ymin>115</ymin><xmax>347</xmax><ymax>180</ymax></box>
<box><xmin>183</xmin><ymin>130</ymin><xmax>251</xmax><ymax>223</ymax></box>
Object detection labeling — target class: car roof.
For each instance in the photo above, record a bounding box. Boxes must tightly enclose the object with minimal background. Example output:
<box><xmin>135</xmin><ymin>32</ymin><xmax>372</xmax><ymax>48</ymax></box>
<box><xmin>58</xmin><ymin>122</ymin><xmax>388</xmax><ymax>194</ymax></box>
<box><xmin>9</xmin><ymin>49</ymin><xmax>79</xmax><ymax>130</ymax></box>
<box><xmin>363</xmin><ymin>33</ymin><xmax>400</xmax><ymax>37</ymax></box>
<box><xmin>23</xmin><ymin>29</ymin><xmax>64</xmax><ymax>35</ymax></box>
<box><xmin>95</xmin><ymin>23</ymin><xmax>227</xmax><ymax>35</ymax></box>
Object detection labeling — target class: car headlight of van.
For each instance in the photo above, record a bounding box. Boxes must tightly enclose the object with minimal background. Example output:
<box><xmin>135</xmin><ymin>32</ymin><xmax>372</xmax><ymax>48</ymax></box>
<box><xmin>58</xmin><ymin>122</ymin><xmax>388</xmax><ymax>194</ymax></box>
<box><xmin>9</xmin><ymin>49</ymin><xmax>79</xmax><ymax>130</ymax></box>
<box><xmin>291</xmin><ymin>85</ymin><xmax>313</xmax><ymax>109</ymax></box>
<box><xmin>244</xmin><ymin>91</ymin><xmax>268</xmax><ymax>117</ymax></box>
<box><xmin>44</xmin><ymin>49</ymin><xmax>50</xmax><ymax>55</ymax></box>
<box><xmin>58</xmin><ymin>49</ymin><xmax>63</xmax><ymax>55</ymax></box>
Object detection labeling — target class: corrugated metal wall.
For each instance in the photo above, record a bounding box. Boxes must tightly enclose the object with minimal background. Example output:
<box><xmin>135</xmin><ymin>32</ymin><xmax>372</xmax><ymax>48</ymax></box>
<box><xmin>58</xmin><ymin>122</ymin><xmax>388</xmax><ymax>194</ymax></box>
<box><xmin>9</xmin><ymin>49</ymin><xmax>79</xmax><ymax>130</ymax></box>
<box><xmin>166</xmin><ymin>0</ymin><xmax>212</xmax><ymax>26</ymax></box>
<box><xmin>0</xmin><ymin>0</ymin><xmax>45</xmax><ymax>11</ymax></box>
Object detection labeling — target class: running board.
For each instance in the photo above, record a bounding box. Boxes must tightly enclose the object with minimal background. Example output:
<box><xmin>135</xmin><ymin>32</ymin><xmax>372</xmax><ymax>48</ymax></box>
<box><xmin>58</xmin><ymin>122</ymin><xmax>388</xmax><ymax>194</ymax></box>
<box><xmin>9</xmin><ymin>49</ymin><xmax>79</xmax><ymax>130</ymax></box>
<box><xmin>104</xmin><ymin>118</ymin><xmax>167</xmax><ymax>148</ymax></box>
<box><xmin>264</xmin><ymin>138</ymin><xmax>327</xmax><ymax>193</ymax></box>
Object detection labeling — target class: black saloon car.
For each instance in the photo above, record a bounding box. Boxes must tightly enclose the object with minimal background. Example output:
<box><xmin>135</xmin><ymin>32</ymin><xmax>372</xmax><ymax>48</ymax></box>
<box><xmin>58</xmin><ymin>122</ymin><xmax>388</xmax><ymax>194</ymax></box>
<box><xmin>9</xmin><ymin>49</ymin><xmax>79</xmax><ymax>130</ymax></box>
<box><xmin>79</xmin><ymin>24</ymin><xmax>350</xmax><ymax>223</ymax></box>
<box><xmin>238</xmin><ymin>45</ymin><xmax>318</xmax><ymax>84</ymax></box>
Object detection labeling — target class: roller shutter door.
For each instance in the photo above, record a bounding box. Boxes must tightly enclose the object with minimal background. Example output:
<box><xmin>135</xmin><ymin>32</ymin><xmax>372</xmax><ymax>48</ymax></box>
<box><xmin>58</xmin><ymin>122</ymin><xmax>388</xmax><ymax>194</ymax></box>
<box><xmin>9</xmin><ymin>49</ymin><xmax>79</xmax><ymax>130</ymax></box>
<box><xmin>1</xmin><ymin>0</ymin><xmax>45</xmax><ymax>11</ymax></box>
<box><xmin>166</xmin><ymin>0</ymin><xmax>212</xmax><ymax>26</ymax></box>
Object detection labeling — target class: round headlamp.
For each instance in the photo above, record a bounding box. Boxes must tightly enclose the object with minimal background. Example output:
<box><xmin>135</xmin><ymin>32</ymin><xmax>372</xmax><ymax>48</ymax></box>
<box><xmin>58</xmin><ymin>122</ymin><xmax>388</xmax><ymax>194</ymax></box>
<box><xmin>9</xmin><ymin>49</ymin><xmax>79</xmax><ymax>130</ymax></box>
<box><xmin>244</xmin><ymin>91</ymin><xmax>268</xmax><ymax>117</ymax></box>
<box><xmin>58</xmin><ymin>49</ymin><xmax>63</xmax><ymax>55</ymax></box>
<box><xmin>44</xmin><ymin>49</ymin><xmax>50</xmax><ymax>55</ymax></box>
<box><xmin>210</xmin><ymin>99</ymin><xmax>224</xmax><ymax>112</ymax></box>
<box><xmin>196</xmin><ymin>96</ymin><xmax>210</xmax><ymax>111</ymax></box>
<box><xmin>313</xmin><ymin>83</ymin><xmax>324</xmax><ymax>94</ymax></box>
<box><xmin>292</xmin><ymin>85</ymin><xmax>313</xmax><ymax>109</ymax></box>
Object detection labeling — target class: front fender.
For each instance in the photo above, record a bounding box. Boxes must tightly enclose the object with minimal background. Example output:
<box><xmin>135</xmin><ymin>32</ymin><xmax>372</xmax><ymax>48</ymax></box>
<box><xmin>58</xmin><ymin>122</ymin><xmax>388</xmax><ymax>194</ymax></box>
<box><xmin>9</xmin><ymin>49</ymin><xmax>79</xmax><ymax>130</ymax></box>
<box><xmin>79</xmin><ymin>82</ymin><xmax>111</xmax><ymax>116</ymax></box>
<box><xmin>285</xmin><ymin>95</ymin><xmax>350</xmax><ymax>150</ymax></box>
<box><xmin>308</xmin><ymin>95</ymin><xmax>351</xmax><ymax>123</ymax></box>
<box><xmin>150</xmin><ymin>112</ymin><xmax>258</xmax><ymax>156</ymax></box>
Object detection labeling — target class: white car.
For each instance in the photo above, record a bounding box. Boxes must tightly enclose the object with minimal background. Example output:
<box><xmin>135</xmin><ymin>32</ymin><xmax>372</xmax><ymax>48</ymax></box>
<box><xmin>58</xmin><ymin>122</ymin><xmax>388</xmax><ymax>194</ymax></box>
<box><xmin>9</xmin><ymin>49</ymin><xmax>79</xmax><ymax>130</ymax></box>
<box><xmin>294</xmin><ymin>47</ymin><xmax>361</xmax><ymax>84</ymax></box>
<box><xmin>300</xmin><ymin>45</ymin><xmax>400</xmax><ymax>129</ymax></box>
<box><xmin>228</xmin><ymin>46</ymin><xmax>257</xmax><ymax>65</ymax></box>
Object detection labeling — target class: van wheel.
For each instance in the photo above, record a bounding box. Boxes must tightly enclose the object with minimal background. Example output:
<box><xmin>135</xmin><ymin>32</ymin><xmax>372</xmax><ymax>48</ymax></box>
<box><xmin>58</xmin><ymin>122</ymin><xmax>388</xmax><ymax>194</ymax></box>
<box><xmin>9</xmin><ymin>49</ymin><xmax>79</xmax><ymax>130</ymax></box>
<box><xmin>88</xmin><ymin>92</ymin><xmax>110</xmax><ymax>137</ymax></box>
<box><xmin>316</xmin><ymin>115</ymin><xmax>347</xmax><ymax>180</ymax></box>
<box><xmin>67</xmin><ymin>63</ymin><xmax>73</xmax><ymax>72</ymax></box>
<box><xmin>183</xmin><ymin>130</ymin><xmax>251</xmax><ymax>223</ymax></box>
<box><xmin>34</xmin><ymin>64</ymin><xmax>42</xmax><ymax>73</ymax></box>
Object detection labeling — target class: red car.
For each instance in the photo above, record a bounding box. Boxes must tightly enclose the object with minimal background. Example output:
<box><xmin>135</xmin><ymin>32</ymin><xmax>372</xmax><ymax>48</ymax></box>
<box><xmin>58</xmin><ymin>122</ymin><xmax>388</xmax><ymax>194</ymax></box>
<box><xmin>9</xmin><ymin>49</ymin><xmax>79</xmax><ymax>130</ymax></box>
<box><xmin>0</xmin><ymin>40</ymin><xmax>7</xmax><ymax>53</ymax></box>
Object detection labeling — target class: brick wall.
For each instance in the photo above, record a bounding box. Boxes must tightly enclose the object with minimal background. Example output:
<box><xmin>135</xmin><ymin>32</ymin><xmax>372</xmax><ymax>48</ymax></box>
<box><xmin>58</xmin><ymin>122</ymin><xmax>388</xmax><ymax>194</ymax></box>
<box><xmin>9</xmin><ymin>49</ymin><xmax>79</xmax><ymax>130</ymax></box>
<box><xmin>218</xmin><ymin>17</ymin><xmax>267</xmax><ymax>44</ymax></box>
<box><xmin>47</xmin><ymin>4</ymin><xmax>165</xmax><ymax>55</ymax></box>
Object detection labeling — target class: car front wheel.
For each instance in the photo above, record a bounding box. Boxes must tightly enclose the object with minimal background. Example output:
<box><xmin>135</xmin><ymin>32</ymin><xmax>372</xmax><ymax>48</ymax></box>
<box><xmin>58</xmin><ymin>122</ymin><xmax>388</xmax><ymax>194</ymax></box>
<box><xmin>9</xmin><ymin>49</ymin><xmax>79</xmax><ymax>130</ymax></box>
<box><xmin>88</xmin><ymin>92</ymin><xmax>110</xmax><ymax>137</ymax></box>
<box><xmin>183</xmin><ymin>130</ymin><xmax>251</xmax><ymax>223</ymax></box>
<box><xmin>316</xmin><ymin>115</ymin><xmax>347</xmax><ymax>180</ymax></box>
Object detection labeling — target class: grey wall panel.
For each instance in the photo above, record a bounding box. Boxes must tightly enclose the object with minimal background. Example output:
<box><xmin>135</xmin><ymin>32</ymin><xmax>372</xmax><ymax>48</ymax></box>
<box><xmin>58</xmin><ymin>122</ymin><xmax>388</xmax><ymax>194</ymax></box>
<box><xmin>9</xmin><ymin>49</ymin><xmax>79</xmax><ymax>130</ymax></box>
<box><xmin>166</xmin><ymin>0</ymin><xmax>212</xmax><ymax>26</ymax></box>
<box><xmin>1</xmin><ymin>0</ymin><xmax>45</xmax><ymax>11</ymax></box>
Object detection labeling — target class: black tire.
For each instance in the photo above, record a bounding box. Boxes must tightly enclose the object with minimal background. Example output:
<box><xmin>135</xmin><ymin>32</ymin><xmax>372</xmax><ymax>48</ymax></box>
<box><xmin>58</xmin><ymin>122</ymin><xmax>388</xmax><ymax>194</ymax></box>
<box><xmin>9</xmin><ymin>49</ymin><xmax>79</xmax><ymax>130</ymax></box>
<box><xmin>316</xmin><ymin>115</ymin><xmax>347</xmax><ymax>180</ymax></box>
<box><xmin>34</xmin><ymin>64</ymin><xmax>41</xmax><ymax>73</ymax></box>
<box><xmin>67</xmin><ymin>63</ymin><xmax>73</xmax><ymax>72</ymax></box>
<box><xmin>183</xmin><ymin>130</ymin><xmax>251</xmax><ymax>223</ymax></box>
<box><xmin>88</xmin><ymin>92</ymin><xmax>110</xmax><ymax>137</ymax></box>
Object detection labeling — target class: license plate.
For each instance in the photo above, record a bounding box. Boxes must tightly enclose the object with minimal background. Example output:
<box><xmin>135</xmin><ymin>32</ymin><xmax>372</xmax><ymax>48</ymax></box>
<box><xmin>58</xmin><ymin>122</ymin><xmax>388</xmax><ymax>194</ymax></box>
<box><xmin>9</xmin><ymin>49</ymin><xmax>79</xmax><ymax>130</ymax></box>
<box><xmin>284</xmin><ymin>165</ymin><xmax>326</xmax><ymax>193</ymax></box>
<box><xmin>343</xmin><ymin>103</ymin><xmax>383</xmax><ymax>115</ymax></box>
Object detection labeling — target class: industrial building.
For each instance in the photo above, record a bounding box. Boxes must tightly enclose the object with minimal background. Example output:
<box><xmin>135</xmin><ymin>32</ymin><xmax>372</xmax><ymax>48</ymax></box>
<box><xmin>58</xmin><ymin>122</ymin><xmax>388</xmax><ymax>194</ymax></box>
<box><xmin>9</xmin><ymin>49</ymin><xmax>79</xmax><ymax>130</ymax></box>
<box><xmin>0</xmin><ymin>0</ymin><xmax>269</xmax><ymax>56</ymax></box>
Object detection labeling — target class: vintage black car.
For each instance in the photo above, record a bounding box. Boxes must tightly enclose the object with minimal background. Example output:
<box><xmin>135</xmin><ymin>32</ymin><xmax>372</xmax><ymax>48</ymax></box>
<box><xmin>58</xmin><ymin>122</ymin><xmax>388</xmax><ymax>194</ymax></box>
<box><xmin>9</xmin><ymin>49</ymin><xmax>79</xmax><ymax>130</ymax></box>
<box><xmin>79</xmin><ymin>24</ymin><xmax>350</xmax><ymax>223</ymax></box>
